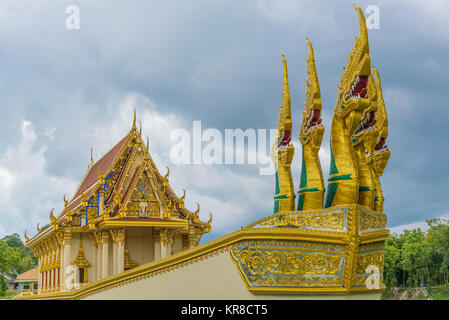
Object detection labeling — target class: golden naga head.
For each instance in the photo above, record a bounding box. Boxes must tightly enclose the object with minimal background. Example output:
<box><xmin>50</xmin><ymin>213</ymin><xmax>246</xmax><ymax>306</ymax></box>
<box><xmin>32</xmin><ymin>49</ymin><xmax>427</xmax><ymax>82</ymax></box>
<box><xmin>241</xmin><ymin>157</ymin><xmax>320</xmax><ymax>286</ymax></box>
<box><xmin>352</xmin><ymin>72</ymin><xmax>378</xmax><ymax>152</ymax></box>
<box><xmin>335</xmin><ymin>5</ymin><xmax>371</xmax><ymax>125</ymax></box>
<box><xmin>371</xmin><ymin>68</ymin><xmax>390</xmax><ymax>175</ymax></box>
<box><xmin>276</xmin><ymin>55</ymin><xmax>293</xmax><ymax>150</ymax></box>
<box><xmin>300</xmin><ymin>38</ymin><xmax>324</xmax><ymax>148</ymax></box>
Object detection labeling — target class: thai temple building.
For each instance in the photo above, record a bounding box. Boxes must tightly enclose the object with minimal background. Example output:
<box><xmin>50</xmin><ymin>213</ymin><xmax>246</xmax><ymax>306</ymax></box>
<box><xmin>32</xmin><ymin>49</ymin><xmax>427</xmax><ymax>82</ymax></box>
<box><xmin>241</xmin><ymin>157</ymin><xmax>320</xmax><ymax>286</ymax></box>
<box><xmin>19</xmin><ymin>5</ymin><xmax>390</xmax><ymax>300</ymax></box>
<box><xmin>24</xmin><ymin>113</ymin><xmax>211</xmax><ymax>295</ymax></box>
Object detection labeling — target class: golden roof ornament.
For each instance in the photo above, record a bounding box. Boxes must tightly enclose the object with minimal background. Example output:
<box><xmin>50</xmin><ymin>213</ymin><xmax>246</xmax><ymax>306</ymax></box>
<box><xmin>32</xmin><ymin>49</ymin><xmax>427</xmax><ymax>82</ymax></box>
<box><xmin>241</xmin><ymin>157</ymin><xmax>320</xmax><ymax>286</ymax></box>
<box><xmin>193</xmin><ymin>203</ymin><xmax>200</xmax><ymax>223</ymax></box>
<box><xmin>163</xmin><ymin>167</ymin><xmax>169</xmax><ymax>187</ymax></box>
<box><xmin>63</xmin><ymin>194</ymin><xmax>68</xmax><ymax>208</ymax></box>
<box><xmin>49</xmin><ymin>208</ymin><xmax>56</xmax><ymax>223</ymax></box>
<box><xmin>37</xmin><ymin>223</ymin><xmax>41</xmax><ymax>233</ymax></box>
<box><xmin>179</xmin><ymin>189</ymin><xmax>186</xmax><ymax>209</ymax></box>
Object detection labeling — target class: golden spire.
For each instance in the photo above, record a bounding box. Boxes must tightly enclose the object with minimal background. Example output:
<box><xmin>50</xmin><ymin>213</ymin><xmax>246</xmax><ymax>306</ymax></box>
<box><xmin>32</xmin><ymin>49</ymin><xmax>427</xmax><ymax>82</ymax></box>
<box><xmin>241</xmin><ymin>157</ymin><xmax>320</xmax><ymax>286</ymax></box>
<box><xmin>278</xmin><ymin>55</ymin><xmax>292</xmax><ymax>133</ymax></box>
<box><xmin>132</xmin><ymin>108</ymin><xmax>137</xmax><ymax>131</ymax></box>
<box><xmin>146</xmin><ymin>137</ymin><xmax>149</xmax><ymax>152</ymax></box>
<box><xmin>139</xmin><ymin>121</ymin><xmax>142</xmax><ymax>136</ymax></box>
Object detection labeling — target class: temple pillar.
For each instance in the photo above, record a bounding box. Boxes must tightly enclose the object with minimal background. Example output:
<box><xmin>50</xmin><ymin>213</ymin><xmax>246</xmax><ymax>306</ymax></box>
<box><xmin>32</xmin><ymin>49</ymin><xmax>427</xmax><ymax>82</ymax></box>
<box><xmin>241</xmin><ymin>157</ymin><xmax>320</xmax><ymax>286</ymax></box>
<box><xmin>112</xmin><ymin>242</ymin><xmax>117</xmax><ymax>275</ymax></box>
<box><xmin>117</xmin><ymin>230</ymin><xmax>125</xmax><ymax>274</ymax></box>
<box><xmin>61</xmin><ymin>232</ymin><xmax>72</xmax><ymax>291</ymax></box>
<box><xmin>182</xmin><ymin>235</ymin><xmax>189</xmax><ymax>251</ymax></box>
<box><xmin>153</xmin><ymin>229</ymin><xmax>161</xmax><ymax>261</ymax></box>
<box><xmin>37</xmin><ymin>257</ymin><xmax>41</xmax><ymax>294</ymax></box>
<box><xmin>55</xmin><ymin>267</ymin><xmax>59</xmax><ymax>292</ymax></box>
<box><xmin>188</xmin><ymin>229</ymin><xmax>196</xmax><ymax>249</ymax></box>
<box><xmin>160</xmin><ymin>229</ymin><xmax>171</xmax><ymax>259</ymax></box>
<box><xmin>96</xmin><ymin>245</ymin><xmax>102</xmax><ymax>280</ymax></box>
<box><xmin>50</xmin><ymin>269</ymin><xmax>54</xmax><ymax>292</ymax></box>
<box><xmin>110</xmin><ymin>229</ymin><xmax>125</xmax><ymax>275</ymax></box>
<box><xmin>101</xmin><ymin>231</ymin><xmax>109</xmax><ymax>278</ymax></box>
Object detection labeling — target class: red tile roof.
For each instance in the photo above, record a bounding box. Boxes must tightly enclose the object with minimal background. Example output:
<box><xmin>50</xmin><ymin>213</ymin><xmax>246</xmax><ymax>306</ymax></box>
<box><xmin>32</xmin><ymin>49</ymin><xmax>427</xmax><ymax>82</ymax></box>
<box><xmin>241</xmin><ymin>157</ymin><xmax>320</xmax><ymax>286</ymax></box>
<box><xmin>72</xmin><ymin>133</ymin><xmax>131</xmax><ymax>200</ymax></box>
<box><xmin>16</xmin><ymin>267</ymin><xmax>38</xmax><ymax>281</ymax></box>
<box><xmin>58</xmin><ymin>132</ymin><xmax>132</xmax><ymax>218</ymax></box>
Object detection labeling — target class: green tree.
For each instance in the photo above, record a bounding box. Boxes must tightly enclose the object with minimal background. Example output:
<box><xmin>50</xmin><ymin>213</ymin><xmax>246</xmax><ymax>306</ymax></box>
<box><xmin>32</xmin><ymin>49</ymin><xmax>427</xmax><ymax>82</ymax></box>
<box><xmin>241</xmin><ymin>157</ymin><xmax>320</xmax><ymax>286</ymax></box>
<box><xmin>0</xmin><ymin>274</ymin><xmax>8</xmax><ymax>296</ymax></box>
<box><xmin>0</xmin><ymin>234</ymin><xmax>37</xmax><ymax>275</ymax></box>
<box><xmin>0</xmin><ymin>240</ymin><xmax>20</xmax><ymax>273</ymax></box>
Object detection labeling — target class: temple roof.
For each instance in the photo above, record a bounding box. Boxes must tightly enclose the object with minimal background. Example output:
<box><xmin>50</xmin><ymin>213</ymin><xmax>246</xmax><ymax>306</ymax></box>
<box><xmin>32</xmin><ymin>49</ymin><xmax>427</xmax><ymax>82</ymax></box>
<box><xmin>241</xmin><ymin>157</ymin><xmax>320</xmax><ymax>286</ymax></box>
<box><xmin>16</xmin><ymin>267</ymin><xmax>38</xmax><ymax>281</ymax></box>
<box><xmin>73</xmin><ymin>133</ymin><xmax>131</xmax><ymax>201</ymax></box>
<box><xmin>57</xmin><ymin>132</ymin><xmax>132</xmax><ymax>219</ymax></box>
<box><xmin>27</xmin><ymin>113</ymin><xmax>212</xmax><ymax>247</ymax></box>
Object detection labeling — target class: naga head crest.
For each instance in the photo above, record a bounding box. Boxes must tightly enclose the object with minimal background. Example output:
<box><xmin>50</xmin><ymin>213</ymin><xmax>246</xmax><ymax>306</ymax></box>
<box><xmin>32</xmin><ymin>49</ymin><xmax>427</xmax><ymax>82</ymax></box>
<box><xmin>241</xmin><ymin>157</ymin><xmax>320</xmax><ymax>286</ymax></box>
<box><xmin>371</xmin><ymin>68</ymin><xmax>390</xmax><ymax>175</ymax></box>
<box><xmin>336</xmin><ymin>5</ymin><xmax>371</xmax><ymax>118</ymax></box>
<box><xmin>300</xmin><ymin>38</ymin><xmax>324</xmax><ymax>147</ymax></box>
<box><xmin>276</xmin><ymin>55</ymin><xmax>293</xmax><ymax>150</ymax></box>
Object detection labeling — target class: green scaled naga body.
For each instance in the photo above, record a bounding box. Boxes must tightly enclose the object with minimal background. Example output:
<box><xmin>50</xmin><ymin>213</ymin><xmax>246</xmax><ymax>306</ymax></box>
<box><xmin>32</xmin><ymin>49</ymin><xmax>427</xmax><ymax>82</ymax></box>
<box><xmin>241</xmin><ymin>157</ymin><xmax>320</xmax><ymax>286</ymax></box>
<box><xmin>297</xmin><ymin>39</ymin><xmax>325</xmax><ymax>210</ymax></box>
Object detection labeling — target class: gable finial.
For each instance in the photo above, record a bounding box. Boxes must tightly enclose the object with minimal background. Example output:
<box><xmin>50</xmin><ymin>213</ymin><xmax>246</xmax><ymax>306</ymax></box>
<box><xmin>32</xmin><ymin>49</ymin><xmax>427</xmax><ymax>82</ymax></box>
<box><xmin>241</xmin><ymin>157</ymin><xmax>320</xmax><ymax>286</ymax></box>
<box><xmin>132</xmin><ymin>108</ymin><xmax>137</xmax><ymax>131</ymax></box>
<box><xmin>90</xmin><ymin>147</ymin><xmax>94</xmax><ymax>167</ymax></box>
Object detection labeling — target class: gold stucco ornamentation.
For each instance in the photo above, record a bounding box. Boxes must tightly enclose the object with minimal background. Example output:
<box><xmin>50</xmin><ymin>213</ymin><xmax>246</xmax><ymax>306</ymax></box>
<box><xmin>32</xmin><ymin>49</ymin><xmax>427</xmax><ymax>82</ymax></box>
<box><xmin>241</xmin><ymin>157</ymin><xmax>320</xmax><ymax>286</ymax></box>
<box><xmin>230</xmin><ymin>240</ymin><xmax>345</xmax><ymax>290</ymax></box>
<box><xmin>359</xmin><ymin>208</ymin><xmax>387</xmax><ymax>232</ymax></box>
<box><xmin>259</xmin><ymin>210</ymin><xmax>345</xmax><ymax>231</ymax></box>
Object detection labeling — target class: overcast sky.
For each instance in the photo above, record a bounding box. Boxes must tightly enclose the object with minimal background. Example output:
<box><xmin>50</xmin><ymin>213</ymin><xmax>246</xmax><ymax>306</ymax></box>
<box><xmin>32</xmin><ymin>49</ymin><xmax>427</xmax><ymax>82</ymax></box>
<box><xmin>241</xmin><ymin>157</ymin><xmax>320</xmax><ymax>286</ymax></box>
<box><xmin>0</xmin><ymin>0</ymin><xmax>448</xmax><ymax>243</ymax></box>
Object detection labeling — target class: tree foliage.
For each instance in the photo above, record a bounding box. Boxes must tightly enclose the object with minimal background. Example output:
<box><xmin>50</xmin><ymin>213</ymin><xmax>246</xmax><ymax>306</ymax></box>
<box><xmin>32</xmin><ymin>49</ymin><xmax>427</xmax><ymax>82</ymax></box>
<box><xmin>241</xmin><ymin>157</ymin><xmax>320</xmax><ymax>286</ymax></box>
<box><xmin>384</xmin><ymin>218</ymin><xmax>449</xmax><ymax>288</ymax></box>
<box><xmin>0</xmin><ymin>233</ymin><xmax>37</xmax><ymax>275</ymax></box>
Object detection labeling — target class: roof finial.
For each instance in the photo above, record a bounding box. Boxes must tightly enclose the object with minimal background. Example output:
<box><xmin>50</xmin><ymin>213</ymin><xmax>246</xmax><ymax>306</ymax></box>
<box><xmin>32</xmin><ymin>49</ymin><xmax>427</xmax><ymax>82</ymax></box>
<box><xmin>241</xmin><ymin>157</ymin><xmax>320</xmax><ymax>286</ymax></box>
<box><xmin>90</xmin><ymin>147</ymin><xmax>94</xmax><ymax>167</ymax></box>
<box><xmin>146</xmin><ymin>137</ymin><xmax>149</xmax><ymax>152</ymax></box>
<box><xmin>139</xmin><ymin>121</ymin><xmax>142</xmax><ymax>135</ymax></box>
<box><xmin>132</xmin><ymin>108</ymin><xmax>137</xmax><ymax>131</ymax></box>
